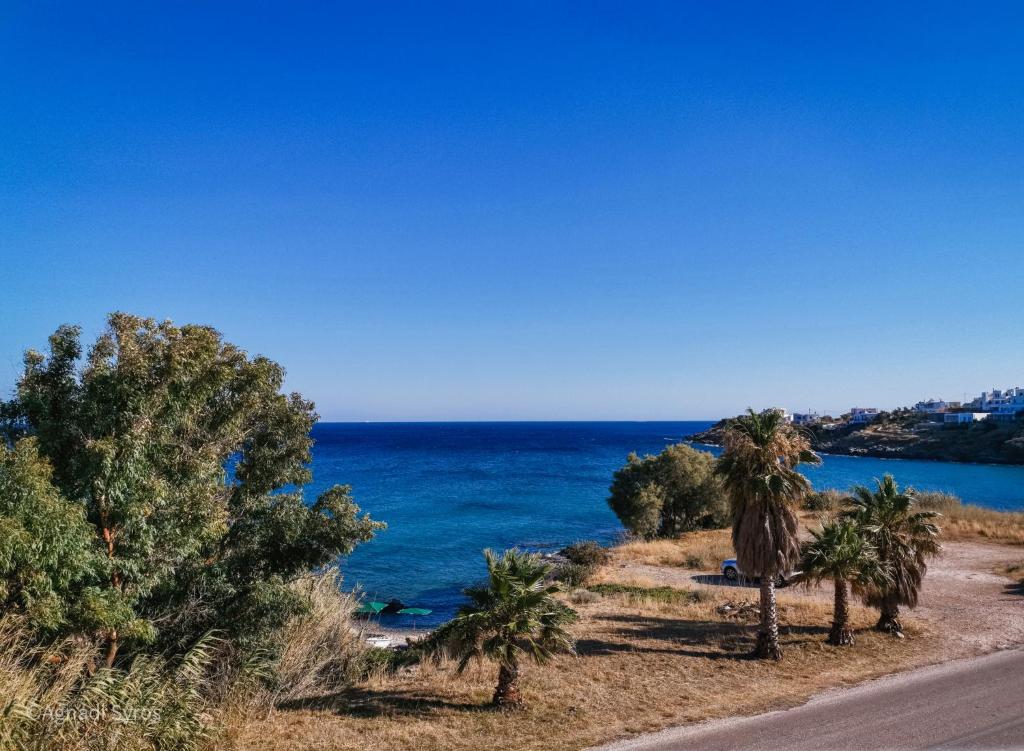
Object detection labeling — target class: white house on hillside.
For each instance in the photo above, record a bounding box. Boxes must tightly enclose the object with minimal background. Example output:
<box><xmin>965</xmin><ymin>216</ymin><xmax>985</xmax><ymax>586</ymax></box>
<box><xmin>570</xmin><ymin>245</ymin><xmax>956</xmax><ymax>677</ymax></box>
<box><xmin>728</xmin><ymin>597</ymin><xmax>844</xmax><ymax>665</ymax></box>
<box><xmin>793</xmin><ymin>412</ymin><xmax>820</xmax><ymax>426</ymax></box>
<box><xmin>968</xmin><ymin>387</ymin><xmax>1024</xmax><ymax>415</ymax></box>
<box><xmin>914</xmin><ymin>399</ymin><xmax>955</xmax><ymax>414</ymax></box>
<box><xmin>849</xmin><ymin>407</ymin><xmax>880</xmax><ymax>424</ymax></box>
<box><xmin>944</xmin><ymin>412</ymin><xmax>989</xmax><ymax>424</ymax></box>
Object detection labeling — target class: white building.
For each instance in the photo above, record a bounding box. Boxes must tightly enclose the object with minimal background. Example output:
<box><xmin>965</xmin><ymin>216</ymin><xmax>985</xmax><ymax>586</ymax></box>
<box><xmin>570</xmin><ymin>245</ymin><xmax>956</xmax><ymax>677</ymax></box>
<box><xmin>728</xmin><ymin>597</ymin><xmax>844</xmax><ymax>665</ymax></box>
<box><xmin>969</xmin><ymin>387</ymin><xmax>1024</xmax><ymax>415</ymax></box>
<box><xmin>792</xmin><ymin>412</ymin><xmax>821</xmax><ymax>426</ymax></box>
<box><xmin>849</xmin><ymin>408</ymin><xmax>880</xmax><ymax>424</ymax></box>
<box><xmin>944</xmin><ymin>412</ymin><xmax>989</xmax><ymax>424</ymax></box>
<box><xmin>914</xmin><ymin>399</ymin><xmax>952</xmax><ymax>414</ymax></box>
<box><xmin>770</xmin><ymin>408</ymin><xmax>793</xmax><ymax>424</ymax></box>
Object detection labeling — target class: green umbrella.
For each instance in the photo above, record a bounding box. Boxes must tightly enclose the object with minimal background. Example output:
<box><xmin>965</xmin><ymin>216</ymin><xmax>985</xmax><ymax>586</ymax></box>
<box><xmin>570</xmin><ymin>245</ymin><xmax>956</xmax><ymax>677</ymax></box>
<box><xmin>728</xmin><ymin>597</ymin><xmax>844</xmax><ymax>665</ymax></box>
<box><xmin>356</xmin><ymin>601</ymin><xmax>388</xmax><ymax>615</ymax></box>
<box><xmin>397</xmin><ymin>607</ymin><xmax>432</xmax><ymax>616</ymax></box>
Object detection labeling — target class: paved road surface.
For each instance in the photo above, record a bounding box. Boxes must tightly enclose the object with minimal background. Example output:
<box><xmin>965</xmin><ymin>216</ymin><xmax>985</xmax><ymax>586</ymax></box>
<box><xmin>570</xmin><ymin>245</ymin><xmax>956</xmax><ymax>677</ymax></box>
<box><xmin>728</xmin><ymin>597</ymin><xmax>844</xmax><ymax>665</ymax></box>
<box><xmin>597</xmin><ymin>648</ymin><xmax>1024</xmax><ymax>751</ymax></box>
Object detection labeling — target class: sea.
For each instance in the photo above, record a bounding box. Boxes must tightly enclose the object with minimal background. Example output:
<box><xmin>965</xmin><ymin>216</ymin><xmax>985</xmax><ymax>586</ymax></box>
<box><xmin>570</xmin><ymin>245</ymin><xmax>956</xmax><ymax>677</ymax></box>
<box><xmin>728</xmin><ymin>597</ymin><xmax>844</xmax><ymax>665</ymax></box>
<box><xmin>304</xmin><ymin>421</ymin><xmax>1024</xmax><ymax>627</ymax></box>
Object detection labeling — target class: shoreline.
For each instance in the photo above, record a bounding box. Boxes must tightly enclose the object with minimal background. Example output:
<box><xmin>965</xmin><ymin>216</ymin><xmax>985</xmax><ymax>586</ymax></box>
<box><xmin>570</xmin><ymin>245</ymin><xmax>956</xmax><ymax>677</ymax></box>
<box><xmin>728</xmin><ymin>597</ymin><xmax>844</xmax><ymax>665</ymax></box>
<box><xmin>686</xmin><ymin>439</ymin><xmax>1024</xmax><ymax>469</ymax></box>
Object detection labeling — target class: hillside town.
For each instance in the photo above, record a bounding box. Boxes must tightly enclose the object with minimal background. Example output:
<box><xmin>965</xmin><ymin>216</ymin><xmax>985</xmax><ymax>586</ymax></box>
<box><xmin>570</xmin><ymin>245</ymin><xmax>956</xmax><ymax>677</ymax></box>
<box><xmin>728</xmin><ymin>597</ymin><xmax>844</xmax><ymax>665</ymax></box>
<box><xmin>780</xmin><ymin>386</ymin><xmax>1024</xmax><ymax>428</ymax></box>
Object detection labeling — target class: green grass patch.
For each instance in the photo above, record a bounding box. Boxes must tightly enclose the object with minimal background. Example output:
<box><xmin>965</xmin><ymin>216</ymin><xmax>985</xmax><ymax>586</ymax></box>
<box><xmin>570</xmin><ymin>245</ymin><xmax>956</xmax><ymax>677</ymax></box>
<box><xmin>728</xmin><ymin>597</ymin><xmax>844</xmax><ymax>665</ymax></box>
<box><xmin>588</xmin><ymin>583</ymin><xmax>710</xmax><ymax>605</ymax></box>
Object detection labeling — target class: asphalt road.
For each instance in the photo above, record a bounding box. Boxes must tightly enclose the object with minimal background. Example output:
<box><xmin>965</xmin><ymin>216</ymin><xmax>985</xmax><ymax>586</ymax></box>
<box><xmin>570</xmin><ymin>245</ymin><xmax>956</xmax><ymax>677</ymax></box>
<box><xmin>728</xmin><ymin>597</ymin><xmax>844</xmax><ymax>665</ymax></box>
<box><xmin>598</xmin><ymin>648</ymin><xmax>1024</xmax><ymax>751</ymax></box>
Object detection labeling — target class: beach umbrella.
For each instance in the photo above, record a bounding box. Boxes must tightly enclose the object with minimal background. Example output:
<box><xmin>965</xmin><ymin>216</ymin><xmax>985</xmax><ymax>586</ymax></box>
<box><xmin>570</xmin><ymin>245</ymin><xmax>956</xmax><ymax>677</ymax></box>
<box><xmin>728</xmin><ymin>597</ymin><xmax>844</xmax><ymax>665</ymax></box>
<box><xmin>356</xmin><ymin>601</ymin><xmax>388</xmax><ymax>615</ymax></box>
<box><xmin>397</xmin><ymin>607</ymin><xmax>432</xmax><ymax>629</ymax></box>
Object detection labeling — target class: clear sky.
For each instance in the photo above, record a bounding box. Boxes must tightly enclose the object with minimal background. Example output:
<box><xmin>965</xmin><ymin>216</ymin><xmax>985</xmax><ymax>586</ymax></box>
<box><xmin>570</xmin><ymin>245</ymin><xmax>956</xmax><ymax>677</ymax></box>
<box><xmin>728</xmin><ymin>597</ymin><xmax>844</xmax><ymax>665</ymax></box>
<box><xmin>2</xmin><ymin>3</ymin><xmax>1023</xmax><ymax>421</ymax></box>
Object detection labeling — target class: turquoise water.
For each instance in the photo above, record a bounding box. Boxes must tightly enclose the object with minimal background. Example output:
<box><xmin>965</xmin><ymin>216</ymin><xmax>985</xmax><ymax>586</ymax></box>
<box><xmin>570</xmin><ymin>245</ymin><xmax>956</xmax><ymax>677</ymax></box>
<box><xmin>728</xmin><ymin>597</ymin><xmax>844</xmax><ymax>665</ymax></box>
<box><xmin>307</xmin><ymin>422</ymin><xmax>1024</xmax><ymax>626</ymax></box>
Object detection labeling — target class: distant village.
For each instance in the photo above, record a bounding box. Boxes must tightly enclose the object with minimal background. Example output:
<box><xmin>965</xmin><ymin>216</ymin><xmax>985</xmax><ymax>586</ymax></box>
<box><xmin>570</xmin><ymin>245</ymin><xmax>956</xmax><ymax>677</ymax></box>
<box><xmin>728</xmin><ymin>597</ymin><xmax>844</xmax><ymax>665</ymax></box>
<box><xmin>778</xmin><ymin>386</ymin><xmax>1024</xmax><ymax>428</ymax></box>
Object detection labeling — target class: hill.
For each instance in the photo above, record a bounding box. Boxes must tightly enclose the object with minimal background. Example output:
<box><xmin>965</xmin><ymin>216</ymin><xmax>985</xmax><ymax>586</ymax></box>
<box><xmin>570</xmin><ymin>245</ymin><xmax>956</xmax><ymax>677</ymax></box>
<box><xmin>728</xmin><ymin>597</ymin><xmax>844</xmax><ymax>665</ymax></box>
<box><xmin>688</xmin><ymin>411</ymin><xmax>1024</xmax><ymax>465</ymax></box>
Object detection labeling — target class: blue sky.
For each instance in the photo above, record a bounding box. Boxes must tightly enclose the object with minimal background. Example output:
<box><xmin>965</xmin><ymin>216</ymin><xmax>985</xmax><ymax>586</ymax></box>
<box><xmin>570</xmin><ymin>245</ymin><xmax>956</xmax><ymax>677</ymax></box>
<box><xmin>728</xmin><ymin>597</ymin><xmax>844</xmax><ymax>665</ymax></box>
<box><xmin>2</xmin><ymin>2</ymin><xmax>1023</xmax><ymax>420</ymax></box>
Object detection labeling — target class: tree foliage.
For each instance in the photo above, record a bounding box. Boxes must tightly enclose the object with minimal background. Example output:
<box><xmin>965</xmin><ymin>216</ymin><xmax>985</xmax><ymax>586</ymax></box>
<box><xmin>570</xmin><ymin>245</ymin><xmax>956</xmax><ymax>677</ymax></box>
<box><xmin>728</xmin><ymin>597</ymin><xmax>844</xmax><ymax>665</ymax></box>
<box><xmin>843</xmin><ymin>475</ymin><xmax>941</xmax><ymax>634</ymax></box>
<box><xmin>2</xmin><ymin>313</ymin><xmax>382</xmax><ymax>662</ymax></box>
<box><xmin>0</xmin><ymin>439</ymin><xmax>104</xmax><ymax>635</ymax></box>
<box><xmin>429</xmin><ymin>549</ymin><xmax>576</xmax><ymax>708</ymax></box>
<box><xmin>608</xmin><ymin>443</ymin><xmax>727</xmax><ymax>539</ymax></box>
<box><xmin>798</xmin><ymin>518</ymin><xmax>889</xmax><ymax>645</ymax></box>
<box><xmin>716</xmin><ymin>408</ymin><xmax>820</xmax><ymax>659</ymax></box>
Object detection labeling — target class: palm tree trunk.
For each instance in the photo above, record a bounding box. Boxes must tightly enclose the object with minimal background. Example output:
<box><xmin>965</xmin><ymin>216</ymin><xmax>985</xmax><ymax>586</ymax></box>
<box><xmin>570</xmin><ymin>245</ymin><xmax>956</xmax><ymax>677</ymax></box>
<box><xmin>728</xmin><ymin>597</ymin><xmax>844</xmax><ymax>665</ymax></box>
<box><xmin>755</xmin><ymin>576</ymin><xmax>782</xmax><ymax>660</ymax></box>
<box><xmin>492</xmin><ymin>662</ymin><xmax>524</xmax><ymax>709</ymax></box>
<box><xmin>876</xmin><ymin>594</ymin><xmax>903</xmax><ymax>636</ymax></box>
<box><xmin>829</xmin><ymin>578</ymin><xmax>854</xmax><ymax>646</ymax></box>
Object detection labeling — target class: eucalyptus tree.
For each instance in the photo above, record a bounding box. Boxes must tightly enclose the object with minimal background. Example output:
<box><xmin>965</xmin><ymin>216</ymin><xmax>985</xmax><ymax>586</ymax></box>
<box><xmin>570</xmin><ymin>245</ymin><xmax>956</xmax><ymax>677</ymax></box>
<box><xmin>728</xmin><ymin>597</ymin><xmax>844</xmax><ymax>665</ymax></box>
<box><xmin>845</xmin><ymin>475</ymin><xmax>941</xmax><ymax>635</ymax></box>
<box><xmin>3</xmin><ymin>313</ymin><xmax>382</xmax><ymax>664</ymax></box>
<box><xmin>432</xmin><ymin>549</ymin><xmax>576</xmax><ymax>709</ymax></box>
<box><xmin>799</xmin><ymin>519</ymin><xmax>889</xmax><ymax>645</ymax></box>
<box><xmin>716</xmin><ymin>409</ymin><xmax>820</xmax><ymax>660</ymax></box>
<box><xmin>0</xmin><ymin>438</ymin><xmax>103</xmax><ymax>636</ymax></box>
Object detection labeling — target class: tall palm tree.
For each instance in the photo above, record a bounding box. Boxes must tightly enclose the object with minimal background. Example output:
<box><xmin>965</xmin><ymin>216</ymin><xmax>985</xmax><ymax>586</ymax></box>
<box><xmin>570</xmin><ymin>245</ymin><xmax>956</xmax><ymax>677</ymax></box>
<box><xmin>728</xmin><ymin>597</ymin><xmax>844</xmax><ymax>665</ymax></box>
<box><xmin>716</xmin><ymin>409</ymin><xmax>820</xmax><ymax>660</ymax></box>
<box><xmin>432</xmin><ymin>548</ymin><xmax>576</xmax><ymax>709</ymax></box>
<box><xmin>844</xmin><ymin>475</ymin><xmax>941</xmax><ymax>635</ymax></box>
<box><xmin>799</xmin><ymin>518</ymin><xmax>890</xmax><ymax>645</ymax></box>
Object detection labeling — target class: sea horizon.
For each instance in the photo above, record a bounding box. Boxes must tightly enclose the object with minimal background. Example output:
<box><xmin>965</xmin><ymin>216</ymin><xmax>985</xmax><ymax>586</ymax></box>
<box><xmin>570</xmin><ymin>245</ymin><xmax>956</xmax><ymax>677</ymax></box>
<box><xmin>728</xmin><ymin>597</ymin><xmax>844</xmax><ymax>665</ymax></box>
<box><xmin>307</xmin><ymin>421</ymin><xmax>1024</xmax><ymax>627</ymax></box>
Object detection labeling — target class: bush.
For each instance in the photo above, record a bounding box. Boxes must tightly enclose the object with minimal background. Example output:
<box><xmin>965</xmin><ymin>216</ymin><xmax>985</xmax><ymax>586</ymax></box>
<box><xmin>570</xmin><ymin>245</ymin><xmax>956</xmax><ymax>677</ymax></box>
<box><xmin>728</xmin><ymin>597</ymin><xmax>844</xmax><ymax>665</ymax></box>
<box><xmin>803</xmin><ymin>489</ymin><xmax>845</xmax><ymax>513</ymax></box>
<box><xmin>560</xmin><ymin>540</ymin><xmax>610</xmax><ymax>567</ymax></box>
<box><xmin>568</xmin><ymin>589</ymin><xmax>601</xmax><ymax>605</ymax></box>
<box><xmin>553</xmin><ymin>562</ymin><xmax>597</xmax><ymax>587</ymax></box>
<box><xmin>608</xmin><ymin>444</ymin><xmax>728</xmax><ymax>539</ymax></box>
<box><xmin>255</xmin><ymin>569</ymin><xmax>371</xmax><ymax>706</ymax></box>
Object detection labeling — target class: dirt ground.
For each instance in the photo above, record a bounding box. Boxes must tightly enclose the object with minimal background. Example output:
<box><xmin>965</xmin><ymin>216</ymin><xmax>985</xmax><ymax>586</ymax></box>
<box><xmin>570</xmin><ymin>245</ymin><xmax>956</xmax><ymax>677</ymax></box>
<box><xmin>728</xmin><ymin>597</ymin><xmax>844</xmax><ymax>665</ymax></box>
<box><xmin>600</xmin><ymin>540</ymin><xmax>1024</xmax><ymax>657</ymax></box>
<box><xmin>231</xmin><ymin>538</ymin><xmax>1023</xmax><ymax>751</ymax></box>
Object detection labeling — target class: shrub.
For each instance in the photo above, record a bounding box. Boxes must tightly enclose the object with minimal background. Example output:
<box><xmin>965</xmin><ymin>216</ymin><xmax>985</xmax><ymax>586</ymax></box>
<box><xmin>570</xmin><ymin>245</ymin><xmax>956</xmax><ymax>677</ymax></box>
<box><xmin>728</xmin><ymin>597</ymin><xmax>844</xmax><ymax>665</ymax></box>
<box><xmin>608</xmin><ymin>443</ymin><xmax>727</xmax><ymax>539</ymax></box>
<box><xmin>553</xmin><ymin>562</ymin><xmax>596</xmax><ymax>587</ymax></box>
<box><xmin>569</xmin><ymin>589</ymin><xmax>601</xmax><ymax>605</ymax></box>
<box><xmin>255</xmin><ymin>568</ymin><xmax>371</xmax><ymax>706</ymax></box>
<box><xmin>560</xmin><ymin>540</ymin><xmax>610</xmax><ymax>568</ymax></box>
<box><xmin>804</xmin><ymin>489</ymin><xmax>845</xmax><ymax>513</ymax></box>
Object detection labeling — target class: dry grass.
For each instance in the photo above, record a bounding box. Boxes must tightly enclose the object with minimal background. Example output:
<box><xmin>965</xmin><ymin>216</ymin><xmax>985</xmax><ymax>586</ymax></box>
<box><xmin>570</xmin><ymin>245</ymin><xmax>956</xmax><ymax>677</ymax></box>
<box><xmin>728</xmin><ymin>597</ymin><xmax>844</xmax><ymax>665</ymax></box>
<box><xmin>234</xmin><ymin>585</ymin><xmax>935</xmax><ymax>751</ymax></box>
<box><xmin>612</xmin><ymin>529</ymin><xmax>734</xmax><ymax>570</ymax></box>
<box><xmin>915</xmin><ymin>492</ymin><xmax>1024</xmax><ymax>545</ymax></box>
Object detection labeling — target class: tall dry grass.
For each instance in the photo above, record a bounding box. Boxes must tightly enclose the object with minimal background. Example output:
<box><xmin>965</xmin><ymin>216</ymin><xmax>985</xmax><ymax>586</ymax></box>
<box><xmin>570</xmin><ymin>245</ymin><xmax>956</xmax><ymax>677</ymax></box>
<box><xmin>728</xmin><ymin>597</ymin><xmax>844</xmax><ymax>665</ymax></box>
<box><xmin>914</xmin><ymin>491</ymin><xmax>1024</xmax><ymax>545</ymax></box>
<box><xmin>0</xmin><ymin>569</ymin><xmax>374</xmax><ymax>751</ymax></box>
<box><xmin>0</xmin><ymin>616</ymin><xmax>218</xmax><ymax>751</ymax></box>
<box><xmin>613</xmin><ymin>529</ymin><xmax>734</xmax><ymax>569</ymax></box>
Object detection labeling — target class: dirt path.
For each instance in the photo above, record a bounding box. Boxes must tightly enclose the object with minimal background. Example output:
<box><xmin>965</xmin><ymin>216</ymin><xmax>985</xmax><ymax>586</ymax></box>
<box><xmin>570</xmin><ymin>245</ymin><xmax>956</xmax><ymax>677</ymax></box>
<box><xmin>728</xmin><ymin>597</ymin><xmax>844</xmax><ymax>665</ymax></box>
<box><xmin>611</xmin><ymin>541</ymin><xmax>1024</xmax><ymax>656</ymax></box>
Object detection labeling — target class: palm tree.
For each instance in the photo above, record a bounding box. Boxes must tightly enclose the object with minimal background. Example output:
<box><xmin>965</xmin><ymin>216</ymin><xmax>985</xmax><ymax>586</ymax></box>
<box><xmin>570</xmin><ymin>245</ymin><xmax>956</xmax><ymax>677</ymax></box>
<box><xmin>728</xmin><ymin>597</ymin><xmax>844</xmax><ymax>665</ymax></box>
<box><xmin>716</xmin><ymin>409</ymin><xmax>820</xmax><ymax>660</ymax></box>
<box><xmin>799</xmin><ymin>519</ymin><xmax>890</xmax><ymax>645</ymax></box>
<box><xmin>432</xmin><ymin>548</ymin><xmax>576</xmax><ymax>709</ymax></box>
<box><xmin>844</xmin><ymin>475</ymin><xmax>941</xmax><ymax>635</ymax></box>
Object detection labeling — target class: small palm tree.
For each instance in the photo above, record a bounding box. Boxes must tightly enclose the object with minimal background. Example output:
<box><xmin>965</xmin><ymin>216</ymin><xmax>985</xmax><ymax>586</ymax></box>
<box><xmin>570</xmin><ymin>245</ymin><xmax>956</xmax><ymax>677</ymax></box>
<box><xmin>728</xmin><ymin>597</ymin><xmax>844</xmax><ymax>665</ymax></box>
<box><xmin>433</xmin><ymin>548</ymin><xmax>576</xmax><ymax>709</ymax></box>
<box><xmin>845</xmin><ymin>475</ymin><xmax>941</xmax><ymax>635</ymax></box>
<box><xmin>716</xmin><ymin>409</ymin><xmax>820</xmax><ymax>660</ymax></box>
<box><xmin>799</xmin><ymin>519</ymin><xmax>890</xmax><ymax>645</ymax></box>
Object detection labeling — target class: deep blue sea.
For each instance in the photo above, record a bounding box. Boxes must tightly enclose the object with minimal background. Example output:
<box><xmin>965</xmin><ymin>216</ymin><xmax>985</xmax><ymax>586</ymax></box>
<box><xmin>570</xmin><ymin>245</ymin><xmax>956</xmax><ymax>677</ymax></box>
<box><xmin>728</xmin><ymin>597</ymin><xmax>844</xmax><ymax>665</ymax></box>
<box><xmin>305</xmin><ymin>421</ymin><xmax>1024</xmax><ymax>627</ymax></box>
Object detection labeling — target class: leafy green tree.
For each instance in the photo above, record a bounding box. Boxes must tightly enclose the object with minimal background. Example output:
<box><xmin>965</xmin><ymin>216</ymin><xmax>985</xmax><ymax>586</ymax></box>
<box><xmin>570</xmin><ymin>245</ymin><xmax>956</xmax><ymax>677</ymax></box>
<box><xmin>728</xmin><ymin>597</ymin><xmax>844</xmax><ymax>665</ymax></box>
<box><xmin>608</xmin><ymin>443</ymin><xmax>726</xmax><ymax>539</ymax></box>
<box><xmin>431</xmin><ymin>549</ymin><xmax>576</xmax><ymax>709</ymax></box>
<box><xmin>0</xmin><ymin>438</ymin><xmax>105</xmax><ymax>635</ymax></box>
<box><xmin>3</xmin><ymin>313</ymin><xmax>382</xmax><ymax>664</ymax></box>
<box><xmin>844</xmin><ymin>475</ymin><xmax>941</xmax><ymax>636</ymax></box>
<box><xmin>798</xmin><ymin>519</ymin><xmax>889</xmax><ymax>646</ymax></box>
<box><xmin>716</xmin><ymin>409</ymin><xmax>820</xmax><ymax>660</ymax></box>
